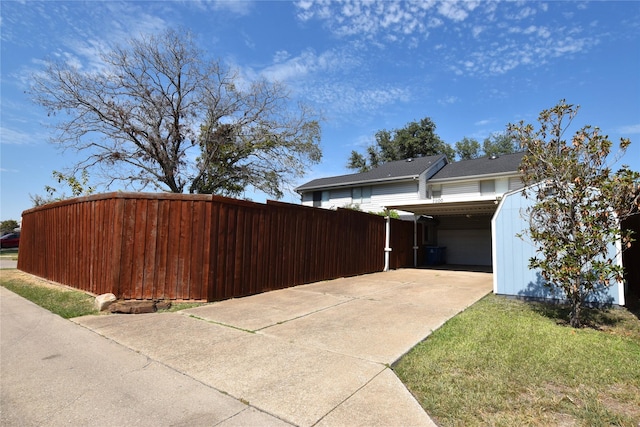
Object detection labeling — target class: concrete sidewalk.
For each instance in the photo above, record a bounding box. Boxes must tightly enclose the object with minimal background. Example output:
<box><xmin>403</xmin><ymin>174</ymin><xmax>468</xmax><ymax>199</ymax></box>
<box><xmin>72</xmin><ymin>268</ymin><xmax>492</xmax><ymax>426</ymax></box>
<box><xmin>0</xmin><ymin>259</ymin><xmax>18</xmax><ymax>269</ymax></box>
<box><xmin>0</xmin><ymin>286</ymin><xmax>288</xmax><ymax>426</ymax></box>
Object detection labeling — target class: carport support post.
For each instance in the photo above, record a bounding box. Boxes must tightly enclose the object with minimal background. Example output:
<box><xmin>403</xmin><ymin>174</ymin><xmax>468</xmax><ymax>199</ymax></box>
<box><xmin>384</xmin><ymin>215</ymin><xmax>392</xmax><ymax>272</ymax></box>
<box><xmin>413</xmin><ymin>215</ymin><xmax>419</xmax><ymax>268</ymax></box>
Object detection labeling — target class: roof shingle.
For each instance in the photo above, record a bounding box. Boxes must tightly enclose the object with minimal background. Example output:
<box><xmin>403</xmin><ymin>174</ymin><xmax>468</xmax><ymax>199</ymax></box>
<box><xmin>296</xmin><ymin>154</ymin><xmax>446</xmax><ymax>192</ymax></box>
<box><xmin>429</xmin><ymin>151</ymin><xmax>524</xmax><ymax>181</ymax></box>
<box><xmin>296</xmin><ymin>151</ymin><xmax>524</xmax><ymax>192</ymax></box>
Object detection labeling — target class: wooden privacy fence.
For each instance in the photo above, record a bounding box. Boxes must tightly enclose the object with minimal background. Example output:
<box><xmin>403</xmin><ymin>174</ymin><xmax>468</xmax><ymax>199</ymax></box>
<box><xmin>18</xmin><ymin>192</ymin><xmax>418</xmax><ymax>301</ymax></box>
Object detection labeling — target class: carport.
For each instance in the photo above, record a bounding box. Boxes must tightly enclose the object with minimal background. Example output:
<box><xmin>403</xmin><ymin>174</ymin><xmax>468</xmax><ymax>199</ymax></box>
<box><xmin>384</xmin><ymin>200</ymin><xmax>500</xmax><ymax>269</ymax></box>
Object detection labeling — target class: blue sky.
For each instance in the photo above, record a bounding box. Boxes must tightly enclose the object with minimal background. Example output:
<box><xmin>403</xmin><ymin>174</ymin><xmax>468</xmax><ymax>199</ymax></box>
<box><xmin>1</xmin><ymin>0</ymin><xmax>639</xmax><ymax>222</ymax></box>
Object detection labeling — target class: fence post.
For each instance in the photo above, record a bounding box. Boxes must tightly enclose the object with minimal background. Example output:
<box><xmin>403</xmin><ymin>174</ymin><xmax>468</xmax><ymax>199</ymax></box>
<box><xmin>384</xmin><ymin>215</ymin><xmax>391</xmax><ymax>271</ymax></box>
<box><xmin>413</xmin><ymin>215</ymin><xmax>419</xmax><ymax>268</ymax></box>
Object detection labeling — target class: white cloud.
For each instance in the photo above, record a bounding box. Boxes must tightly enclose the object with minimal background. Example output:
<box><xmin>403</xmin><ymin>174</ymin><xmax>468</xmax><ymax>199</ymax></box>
<box><xmin>472</xmin><ymin>25</ymin><xmax>484</xmax><ymax>38</ymax></box>
<box><xmin>537</xmin><ymin>27</ymin><xmax>551</xmax><ymax>38</ymax></box>
<box><xmin>295</xmin><ymin>0</ymin><xmax>487</xmax><ymax>40</ymax></box>
<box><xmin>25</xmin><ymin>2</ymin><xmax>170</xmax><ymax>75</ymax></box>
<box><xmin>0</xmin><ymin>127</ymin><xmax>38</xmax><ymax>145</ymax></box>
<box><xmin>345</xmin><ymin>133</ymin><xmax>376</xmax><ymax>149</ymax></box>
<box><xmin>515</xmin><ymin>6</ymin><xmax>536</xmax><ymax>20</ymax></box>
<box><xmin>437</xmin><ymin>0</ymin><xmax>479</xmax><ymax>22</ymax></box>
<box><xmin>307</xmin><ymin>82</ymin><xmax>411</xmax><ymax>119</ymax></box>
<box><xmin>294</xmin><ymin>1</ymin><xmax>605</xmax><ymax>79</ymax></box>
<box><xmin>236</xmin><ymin>44</ymin><xmax>409</xmax><ymax>122</ymax></box>
<box><xmin>451</xmin><ymin>23</ymin><xmax>598</xmax><ymax>77</ymax></box>
<box><xmin>209</xmin><ymin>0</ymin><xmax>253</xmax><ymax>15</ymax></box>
<box><xmin>241</xmin><ymin>30</ymin><xmax>256</xmax><ymax>50</ymax></box>
<box><xmin>618</xmin><ymin>124</ymin><xmax>640</xmax><ymax>134</ymax></box>
<box><xmin>427</xmin><ymin>16</ymin><xmax>444</xmax><ymax>28</ymax></box>
<box><xmin>186</xmin><ymin>0</ymin><xmax>253</xmax><ymax>15</ymax></box>
<box><xmin>438</xmin><ymin>96</ymin><xmax>458</xmax><ymax>105</ymax></box>
<box><xmin>273</xmin><ymin>50</ymin><xmax>291</xmax><ymax>63</ymax></box>
<box><xmin>260</xmin><ymin>48</ymin><xmax>361</xmax><ymax>83</ymax></box>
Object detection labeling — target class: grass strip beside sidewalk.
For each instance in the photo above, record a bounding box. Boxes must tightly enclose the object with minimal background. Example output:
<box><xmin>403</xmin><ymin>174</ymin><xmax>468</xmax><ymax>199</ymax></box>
<box><xmin>1</xmin><ymin>270</ymin><xmax>98</xmax><ymax>318</ymax></box>
<box><xmin>394</xmin><ymin>294</ymin><xmax>640</xmax><ymax>427</ymax></box>
<box><xmin>0</xmin><ymin>270</ymin><xmax>206</xmax><ymax>317</ymax></box>
<box><xmin>0</xmin><ymin>248</ymin><xmax>19</xmax><ymax>260</ymax></box>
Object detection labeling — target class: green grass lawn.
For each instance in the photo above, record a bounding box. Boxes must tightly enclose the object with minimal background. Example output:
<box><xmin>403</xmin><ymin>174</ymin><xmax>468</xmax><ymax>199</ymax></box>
<box><xmin>0</xmin><ymin>248</ymin><xmax>19</xmax><ymax>260</ymax></box>
<box><xmin>0</xmin><ymin>270</ymin><xmax>98</xmax><ymax>318</ymax></box>
<box><xmin>3</xmin><ymin>267</ymin><xmax>638</xmax><ymax>425</ymax></box>
<box><xmin>0</xmin><ymin>270</ymin><xmax>206</xmax><ymax>317</ymax></box>
<box><xmin>394</xmin><ymin>294</ymin><xmax>640</xmax><ymax>427</ymax></box>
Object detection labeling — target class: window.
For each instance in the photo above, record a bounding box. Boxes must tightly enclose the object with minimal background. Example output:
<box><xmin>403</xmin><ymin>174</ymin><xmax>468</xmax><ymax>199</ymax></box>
<box><xmin>442</xmin><ymin>182</ymin><xmax>477</xmax><ymax>196</ymax></box>
<box><xmin>352</xmin><ymin>186</ymin><xmax>371</xmax><ymax>204</ymax></box>
<box><xmin>480</xmin><ymin>180</ymin><xmax>495</xmax><ymax>196</ymax></box>
<box><xmin>352</xmin><ymin>187</ymin><xmax>361</xmax><ymax>202</ymax></box>
<box><xmin>362</xmin><ymin>186</ymin><xmax>371</xmax><ymax>203</ymax></box>
<box><xmin>312</xmin><ymin>191</ymin><xmax>322</xmax><ymax>207</ymax></box>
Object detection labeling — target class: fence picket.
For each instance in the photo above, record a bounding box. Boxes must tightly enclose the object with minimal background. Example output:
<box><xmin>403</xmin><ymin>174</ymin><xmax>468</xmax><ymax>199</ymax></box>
<box><xmin>18</xmin><ymin>193</ymin><xmax>417</xmax><ymax>301</ymax></box>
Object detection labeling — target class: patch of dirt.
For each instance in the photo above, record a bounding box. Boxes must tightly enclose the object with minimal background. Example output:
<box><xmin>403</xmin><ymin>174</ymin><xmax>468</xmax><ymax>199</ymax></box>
<box><xmin>520</xmin><ymin>382</ymin><xmax>640</xmax><ymax>426</ymax></box>
<box><xmin>600</xmin><ymin>384</ymin><xmax>640</xmax><ymax>422</ymax></box>
<box><xmin>518</xmin><ymin>383</ymin><xmax>581</xmax><ymax>426</ymax></box>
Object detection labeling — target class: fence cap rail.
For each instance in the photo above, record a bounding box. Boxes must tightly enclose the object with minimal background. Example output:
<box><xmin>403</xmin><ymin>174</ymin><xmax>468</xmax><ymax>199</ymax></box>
<box><xmin>21</xmin><ymin>191</ymin><xmax>279</xmax><ymax>216</ymax></box>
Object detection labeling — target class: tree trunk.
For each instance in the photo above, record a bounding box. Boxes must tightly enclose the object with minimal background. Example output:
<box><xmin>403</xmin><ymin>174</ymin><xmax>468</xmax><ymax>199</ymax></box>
<box><xmin>569</xmin><ymin>281</ymin><xmax>582</xmax><ymax>328</ymax></box>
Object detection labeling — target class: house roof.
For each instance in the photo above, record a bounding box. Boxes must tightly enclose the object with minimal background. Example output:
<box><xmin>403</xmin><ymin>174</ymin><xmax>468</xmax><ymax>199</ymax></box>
<box><xmin>296</xmin><ymin>154</ymin><xmax>447</xmax><ymax>192</ymax></box>
<box><xmin>429</xmin><ymin>151</ymin><xmax>525</xmax><ymax>182</ymax></box>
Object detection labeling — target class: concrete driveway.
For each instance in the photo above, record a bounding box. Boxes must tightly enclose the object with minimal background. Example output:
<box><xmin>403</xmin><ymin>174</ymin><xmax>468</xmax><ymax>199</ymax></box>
<box><xmin>73</xmin><ymin>268</ymin><xmax>492</xmax><ymax>426</ymax></box>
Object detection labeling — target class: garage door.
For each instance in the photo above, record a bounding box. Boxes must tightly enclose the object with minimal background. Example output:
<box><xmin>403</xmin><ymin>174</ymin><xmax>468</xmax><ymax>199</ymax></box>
<box><xmin>435</xmin><ymin>215</ymin><xmax>492</xmax><ymax>266</ymax></box>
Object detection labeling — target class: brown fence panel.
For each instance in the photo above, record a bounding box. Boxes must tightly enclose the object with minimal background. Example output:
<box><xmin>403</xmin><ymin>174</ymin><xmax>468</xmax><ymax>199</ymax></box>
<box><xmin>389</xmin><ymin>217</ymin><xmax>420</xmax><ymax>269</ymax></box>
<box><xmin>622</xmin><ymin>214</ymin><xmax>640</xmax><ymax>309</ymax></box>
<box><xmin>19</xmin><ymin>193</ymin><xmax>417</xmax><ymax>302</ymax></box>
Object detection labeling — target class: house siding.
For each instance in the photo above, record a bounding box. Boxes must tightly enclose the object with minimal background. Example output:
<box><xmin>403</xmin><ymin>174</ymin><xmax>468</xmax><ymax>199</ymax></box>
<box><xmin>495</xmin><ymin>177</ymin><xmax>510</xmax><ymax>194</ymax></box>
<box><xmin>372</xmin><ymin>181</ymin><xmax>419</xmax><ymax>205</ymax></box>
<box><xmin>442</xmin><ymin>181</ymin><xmax>479</xmax><ymax>197</ymax></box>
<box><xmin>509</xmin><ymin>176</ymin><xmax>524</xmax><ymax>191</ymax></box>
<box><xmin>366</xmin><ymin>181</ymin><xmax>419</xmax><ymax>215</ymax></box>
<box><xmin>301</xmin><ymin>181</ymin><xmax>418</xmax><ymax>214</ymax></box>
<box><xmin>492</xmin><ymin>187</ymin><xmax>624</xmax><ymax>305</ymax></box>
<box><xmin>329</xmin><ymin>188</ymin><xmax>352</xmax><ymax>208</ymax></box>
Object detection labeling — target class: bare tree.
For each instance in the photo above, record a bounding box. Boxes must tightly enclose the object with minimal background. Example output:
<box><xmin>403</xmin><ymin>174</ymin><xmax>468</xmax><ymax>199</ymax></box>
<box><xmin>30</xmin><ymin>29</ymin><xmax>321</xmax><ymax>196</ymax></box>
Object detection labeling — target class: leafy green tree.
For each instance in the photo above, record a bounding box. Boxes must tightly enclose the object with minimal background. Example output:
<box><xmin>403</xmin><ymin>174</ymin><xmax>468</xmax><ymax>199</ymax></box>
<box><xmin>455</xmin><ymin>137</ymin><xmax>482</xmax><ymax>160</ymax></box>
<box><xmin>508</xmin><ymin>100</ymin><xmax>640</xmax><ymax>327</ymax></box>
<box><xmin>30</xmin><ymin>170</ymin><xmax>95</xmax><ymax>207</ymax></box>
<box><xmin>30</xmin><ymin>28</ymin><xmax>321</xmax><ymax>197</ymax></box>
<box><xmin>0</xmin><ymin>220</ymin><xmax>19</xmax><ymax>234</ymax></box>
<box><xmin>370</xmin><ymin>209</ymin><xmax>401</xmax><ymax>219</ymax></box>
<box><xmin>189</xmin><ymin>102</ymin><xmax>320</xmax><ymax>198</ymax></box>
<box><xmin>347</xmin><ymin>117</ymin><xmax>454</xmax><ymax>172</ymax></box>
<box><xmin>483</xmin><ymin>132</ymin><xmax>517</xmax><ymax>158</ymax></box>
<box><xmin>454</xmin><ymin>133</ymin><xmax>516</xmax><ymax>160</ymax></box>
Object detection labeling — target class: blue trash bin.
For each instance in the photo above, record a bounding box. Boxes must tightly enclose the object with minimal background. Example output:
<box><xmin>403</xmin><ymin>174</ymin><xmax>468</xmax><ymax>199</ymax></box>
<box><xmin>424</xmin><ymin>246</ymin><xmax>446</xmax><ymax>266</ymax></box>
